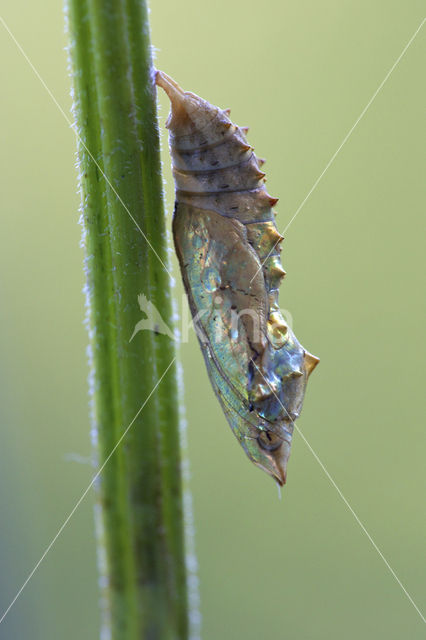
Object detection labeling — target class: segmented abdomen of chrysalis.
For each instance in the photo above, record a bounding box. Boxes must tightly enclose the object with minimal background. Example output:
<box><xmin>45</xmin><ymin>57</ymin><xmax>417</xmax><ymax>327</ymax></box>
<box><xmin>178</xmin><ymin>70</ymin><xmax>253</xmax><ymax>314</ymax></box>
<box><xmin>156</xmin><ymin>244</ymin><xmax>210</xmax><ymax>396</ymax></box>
<box><xmin>156</xmin><ymin>71</ymin><xmax>319</xmax><ymax>486</ymax></box>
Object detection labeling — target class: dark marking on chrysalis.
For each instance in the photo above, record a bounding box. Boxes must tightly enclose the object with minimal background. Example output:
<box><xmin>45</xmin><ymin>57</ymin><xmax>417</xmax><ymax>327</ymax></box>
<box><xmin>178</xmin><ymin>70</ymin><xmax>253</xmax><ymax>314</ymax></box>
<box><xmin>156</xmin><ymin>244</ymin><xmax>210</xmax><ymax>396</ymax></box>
<box><xmin>156</xmin><ymin>70</ymin><xmax>319</xmax><ymax>486</ymax></box>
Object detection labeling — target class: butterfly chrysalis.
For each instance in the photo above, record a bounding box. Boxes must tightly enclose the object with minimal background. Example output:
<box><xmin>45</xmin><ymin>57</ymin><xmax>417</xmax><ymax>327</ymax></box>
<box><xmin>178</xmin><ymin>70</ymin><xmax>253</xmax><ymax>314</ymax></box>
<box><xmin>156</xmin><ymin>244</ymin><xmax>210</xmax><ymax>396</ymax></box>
<box><xmin>156</xmin><ymin>71</ymin><xmax>319</xmax><ymax>486</ymax></box>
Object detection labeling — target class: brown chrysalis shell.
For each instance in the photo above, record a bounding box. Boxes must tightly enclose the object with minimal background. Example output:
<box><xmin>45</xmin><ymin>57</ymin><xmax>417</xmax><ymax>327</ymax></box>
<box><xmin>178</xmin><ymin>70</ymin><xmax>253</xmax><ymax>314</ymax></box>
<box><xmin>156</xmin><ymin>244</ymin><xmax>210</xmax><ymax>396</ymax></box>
<box><xmin>156</xmin><ymin>71</ymin><xmax>319</xmax><ymax>485</ymax></box>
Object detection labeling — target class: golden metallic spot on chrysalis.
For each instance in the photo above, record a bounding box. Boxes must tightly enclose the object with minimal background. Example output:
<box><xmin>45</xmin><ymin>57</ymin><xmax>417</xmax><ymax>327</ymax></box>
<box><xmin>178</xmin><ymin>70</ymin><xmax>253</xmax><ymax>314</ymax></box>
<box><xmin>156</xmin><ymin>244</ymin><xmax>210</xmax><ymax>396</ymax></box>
<box><xmin>267</xmin><ymin>311</ymin><xmax>288</xmax><ymax>349</ymax></box>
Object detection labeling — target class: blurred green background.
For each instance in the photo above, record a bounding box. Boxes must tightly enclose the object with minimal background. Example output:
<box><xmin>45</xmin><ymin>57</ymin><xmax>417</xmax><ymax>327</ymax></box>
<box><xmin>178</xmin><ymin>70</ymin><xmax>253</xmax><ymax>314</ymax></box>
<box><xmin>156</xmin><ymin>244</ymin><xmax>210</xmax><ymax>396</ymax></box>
<box><xmin>0</xmin><ymin>1</ymin><xmax>424</xmax><ymax>638</ymax></box>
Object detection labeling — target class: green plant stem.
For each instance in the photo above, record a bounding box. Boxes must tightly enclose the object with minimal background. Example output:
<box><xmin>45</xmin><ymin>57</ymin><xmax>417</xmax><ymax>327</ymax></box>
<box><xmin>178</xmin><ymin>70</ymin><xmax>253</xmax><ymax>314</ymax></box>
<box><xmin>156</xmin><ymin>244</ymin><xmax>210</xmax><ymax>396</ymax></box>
<box><xmin>66</xmin><ymin>1</ymin><xmax>189</xmax><ymax>637</ymax></box>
